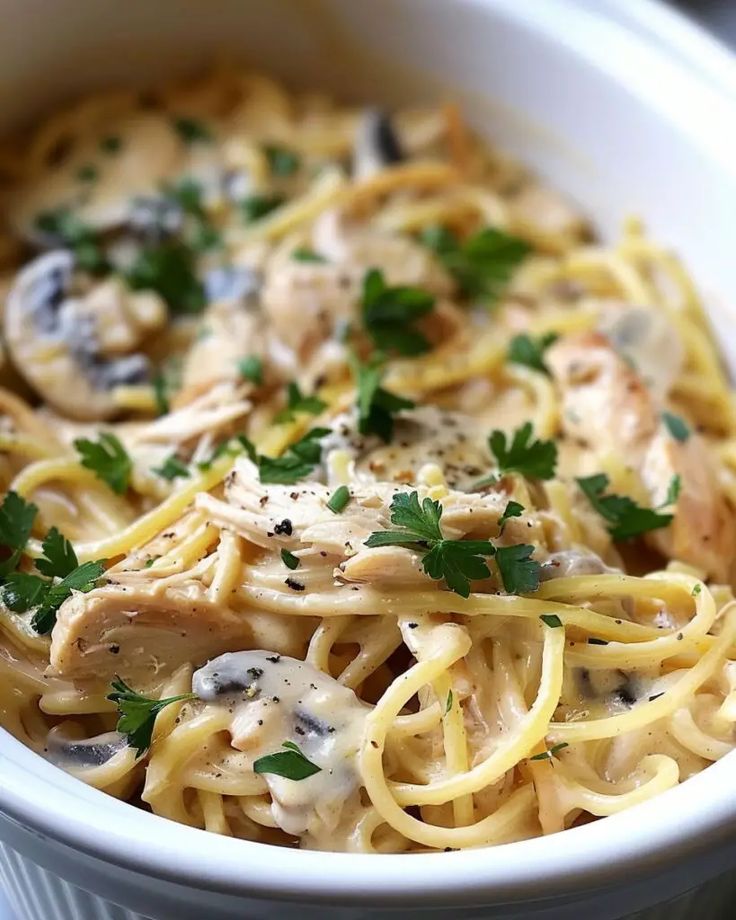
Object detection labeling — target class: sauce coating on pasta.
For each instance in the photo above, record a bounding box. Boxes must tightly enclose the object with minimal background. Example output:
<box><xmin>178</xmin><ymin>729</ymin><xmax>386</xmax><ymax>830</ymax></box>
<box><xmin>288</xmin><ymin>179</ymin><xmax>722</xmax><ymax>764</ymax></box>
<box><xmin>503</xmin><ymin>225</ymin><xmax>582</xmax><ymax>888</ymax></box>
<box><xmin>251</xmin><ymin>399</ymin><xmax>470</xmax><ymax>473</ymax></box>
<box><xmin>0</xmin><ymin>66</ymin><xmax>735</xmax><ymax>853</ymax></box>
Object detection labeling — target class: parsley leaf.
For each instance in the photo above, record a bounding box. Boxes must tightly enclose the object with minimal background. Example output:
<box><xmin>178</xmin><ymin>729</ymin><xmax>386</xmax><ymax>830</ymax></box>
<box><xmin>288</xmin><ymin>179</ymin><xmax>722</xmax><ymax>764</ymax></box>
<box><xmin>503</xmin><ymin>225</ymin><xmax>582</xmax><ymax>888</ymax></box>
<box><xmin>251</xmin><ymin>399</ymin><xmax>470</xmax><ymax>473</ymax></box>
<box><xmin>242</xmin><ymin>195</ymin><xmax>284</xmax><ymax>223</ymax></box>
<box><xmin>662</xmin><ymin>411</ymin><xmax>690</xmax><ymax>443</ymax></box>
<box><xmin>36</xmin><ymin>527</ymin><xmax>79</xmax><ymax>579</ymax></box>
<box><xmin>327</xmin><ymin>485</ymin><xmax>351</xmax><ymax>514</ymax></box>
<box><xmin>152</xmin><ymin>455</ymin><xmax>190</xmax><ymax>482</ymax></box>
<box><xmin>126</xmin><ymin>240</ymin><xmax>205</xmax><ymax>315</ymax></box>
<box><xmin>488</xmin><ymin>422</ymin><xmax>557</xmax><ymax>480</ymax></box>
<box><xmin>238</xmin><ymin>355</ymin><xmax>263</xmax><ymax>385</ymax></box>
<box><xmin>74</xmin><ymin>433</ymin><xmax>132</xmax><ymax>495</ymax></box>
<box><xmin>31</xmin><ymin>559</ymin><xmax>107</xmax><ymax>634</ymax></box>
<box><xmin>33</xmin><ymin>208</ymin><xmax>108</xmax><ymax>274</ymax></box>
<box><xmin>494</xmin><ymin>543</ymin><xmax>540</xmax><ymax>594</ymax></box>
<box><xmin>577</xmin><ymin>473</ymin><xmax>675</xmax><ymax>541</ymax></box>
<box><xmin>421</xmin><ymin>225</ymin><xmax>529</xmax><ymax>301</ymax></box>
<box><xmin>281</xmin><ymin>549</ymin><xmax>300</xmax><ymax>570</ymax></box>
<box><xmin>292</xmin><ymin>247</ymin><xmax>326</xmax><ymax>263</ymax></box>
<box><xmin>365</xmin><ymin>491</ymin><xmax>495</xmax><ymax>598</ymax></box>
<box><xmin>507</xmin><ymin>332</ymin><xmax>558</xmax><ymax>374</ymax></box>
<box><xmin>108</xmin><ymin>676</ymin><xmax>197</xmax><ymax>756</ymax></box>
<box><xmin>173</xmin><ymin>117</ymin><xmax>211</xmax><ymax>144</ymax></box>
<box><xmin>253</xmin><ymin>740</ymin><xmax>321</xmax><ymax>780</ymax></box>
<box><xmin>0</xmin><ymin>491</ymin><xmax>38</xmax><ymax>576</ymax></box>
<box><xmin>445</xmin><ymin>690</ymin><xmax>453</xmax><ymax>714</ymax></box>
<box><xmin>540</xmin><ymin>613</ymin><xmax>562</xmax><ymax>628</ymax></box>
<box><xmin>361</xmin><ymin>268</ymin><xmax>434</xmax><ymax>356</ymax></box>
<box><xmin>264</xmin><ymin>144</ymin><xmax>301</xmax><ymax>177</ymax></box>
<box><xmin>353</xmin><ymin>357</ymin><xmax>414</xmax><ymax>442</ymax></box>
<box><xmin>100</xmin><ymin>135</ymin><xmax>122</xmax><ymax>154</ymax></box>
<box><xmin>257</xmin><ymin>428</ymin><xmax>330</xmax><ymax>485</ymax></box>
<box><xmin>275</xmin><ymin>382</ymin><xmax>326</xmax><ymax>423</ymax></box>
<box><xmin>2</xmin><ymin>572</ymin><xmax>48</xmax><ymax>613</ymax></box>
<box><xmin>76</xmin><ymin>164</ymin><xmax>98</xmax><ymax>183</ymax></box>
<box><xmin>498</xmin><ymin>500</ymin><xmax>524</xmax><ymax>534</ymax></box>
<box><xmin>529</xmin><ymin>742</ymin><xmax>568</xmax><ymax>762</ymax></box>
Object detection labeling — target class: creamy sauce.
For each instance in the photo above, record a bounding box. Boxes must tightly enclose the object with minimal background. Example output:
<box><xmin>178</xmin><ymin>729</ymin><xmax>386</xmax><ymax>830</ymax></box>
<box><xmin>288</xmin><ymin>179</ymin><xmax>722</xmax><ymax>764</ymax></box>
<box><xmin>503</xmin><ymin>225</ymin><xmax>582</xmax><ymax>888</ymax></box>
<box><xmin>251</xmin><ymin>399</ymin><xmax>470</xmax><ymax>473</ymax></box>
<box><xmin>193</xmin><ymin>651</ymin><xmax>370</xmax><ymax>845</ymax></box>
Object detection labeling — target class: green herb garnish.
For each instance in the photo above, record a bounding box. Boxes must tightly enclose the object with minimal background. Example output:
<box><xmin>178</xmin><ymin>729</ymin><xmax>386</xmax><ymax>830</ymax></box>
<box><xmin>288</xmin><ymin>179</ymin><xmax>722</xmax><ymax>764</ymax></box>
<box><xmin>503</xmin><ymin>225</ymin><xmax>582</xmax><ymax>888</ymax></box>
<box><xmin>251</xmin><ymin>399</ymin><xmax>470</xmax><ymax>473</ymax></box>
<box><xmin>327</xmin><ymin>485</ymin><xmax>350</xmax><ymax>514</ymax></box>
<box><xmin>173</xmin><ymin>117</ymin><xmax>212</xmax><ymax>144</ymax></box>
<box><xmin>540</xmin><ymin>614</ymin><xmax>562</xmax><ymax>628</ymax></box>
<box><xmin>152</xmin><ymin>373</ymin><xmax>170</xmax><ymax>416</ymax></box>
<box><xmin>0</xmin><ymin>491</ymin><xmax>38</xmax><ymax>576</ymax></box>
<box><xmin>100</xmin><ymin>135</ymin><xmax>122</xmax><ymax>154</ymax></box>
<box><xmin>275</xmin><ymin>382</ymin><xmax>326</xmax><ymax>423</ymax></box>
<box><xmin>74</xmin><ymin>433</ymin><xmax>132</xmax><ymax>495</ymax></box>
<box><xmin>237</xmin><ymin>355</ymin><xmax>264</xmax><ymax>385</ymax></box>
<box><xmin>507</xmin><ymin>332</ymin><xmax>558</xmax><ymax>374</ymax></box>
<box><xmin>421</xmin><ymin>225</ymin><xmax>529</xmax><ymax>301</ymax></box>
<box><xmin>529</xmin><ymin>742</ymin><xmax>568</xmax><ymax>762</ymax></box>
<box><xmin>292</xmin><ymin>247</ymin><xmax>326</xmax><ymax>263</ymax></box>
<box><xmin>152</xmin><ymin>455</ymin><xmax>190</xmax><ymax>482</ymax></box>
<box><xmin>281</xmin><ymin>549</ymin><xmax>300</xmax><ymax>570</ymax></box>
<box><xmin>264</xmin><ymin>144</ymin><xmax>301</xmax><ymax>177</ymax></box>
<box><xmin>126</xmin><ymin>240</ymin><xmax>205</xmax><ymax>314</ymax></box>
<box><xmin>365</xmin><ymin>491</ymin><xmax>539</xmax><ymax>598</ymax></box>
<box><xmin>257</xmin><ymin>428</ymin><xmax>330</xmax><ymax>485</ymax></box>
<box><xmin>361</xmin><ymin>268</ymin><xmax>434</xmax><ymax>356</ymax></box>
<box><xmin>577</xmin><ymin>473</ymin><xmax>679</xmax><ymax>541</ymax></box>
<box><xmin>662</xmin><ymin>411</ymin><xmax>690</xmax><ymax>443</ymax></box>
<box><xmin>76</xmin><ymin>164</ymin><xmax>98</xmax><ymax>183</ymax></box>
<box><xmin>108</xmin><ymin>677</ymin><xmax>197</xmax><ymax>756</ymax></box>
<box><xmin>253</xmin><ymin>740</ymin><xmax>321</xmax><ymax>780</ymax></box>
<box><xmin>354</xmin><ymin>357</ymin><xmax>414</xmax><ymax>442</ymax></box>
<box><xmin>33</xmin><ymin>208</ymin><xmax>108</xmax><ymax>274</ymax></box>
<box><xmin>241</xmin><ymin>195</ymin><xmax>285</xmax><ymax>223</ymax></box>
<box><xmin>445</xmin><ymin>690</ymin><xmax>453</xmax><ymax>715</ymax></box>
<box><xmin>498</xmin><ymin>500</ymin><xmax>524</xmax><ymax>534</ymax></box>
<box><xmin>487</xmin><ymin>422</ymin><xmax>557</xmax><ymax>480</ymax></box>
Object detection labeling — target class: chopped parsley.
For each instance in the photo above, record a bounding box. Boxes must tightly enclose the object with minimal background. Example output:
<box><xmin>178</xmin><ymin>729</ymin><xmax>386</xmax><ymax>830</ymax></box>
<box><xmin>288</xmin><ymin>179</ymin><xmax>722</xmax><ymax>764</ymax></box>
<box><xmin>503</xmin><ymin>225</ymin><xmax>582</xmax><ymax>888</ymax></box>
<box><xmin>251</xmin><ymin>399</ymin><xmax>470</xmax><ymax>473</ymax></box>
<box><xmin>498</xmin><ymin>500</ymin><xmax>524</xmax><ymax>534</ymax></box>
<box><xmin>445</xmin><ymin>690</ymin><xmax>453</xmax><ymax>715</ymax></box>
<box><xmin>361</xmin><ymin>268</ymin><xmax>434</xmax><ymax>356</ymax></box>
<box><xmin>264</xmin><ymin>144</ymin><xmax>301</xmax><ymax>177</ymax></box>
<box><xmin>540</xmin><ymin>613</ymin><xmax>562</xmax><ymax>628</ymax></box>
<box><xmin>172</xmin><ymin>117</ymin><xmax>212</xmax><ymax>144</ymax></box>
<box><xmin>108</xmin><ymin>677</ymin><xmax>197</xmax><ymax>756</ymax></box>
<box><xmin>420</xmin><ymin>225</ymin><xmax>530</xmax><ymax>301</ymax></box>
<box><xmin>692</xmin><ymin>583</ymin><xmax>702</xmax><ymax>597</ymax></box>
<box><xmin>365</xmin><ymin>490</ymin><xmax>539</xmax><ymax>598</ymax></box>
<box><xmin>126</xmin><ymin>239</ymin><xmax>205</xmax><ymax>315</ymax></box>
<box><xmin>76</xmin><ymin>164</ymin><xmax>98</xmax><ymax>183</ymax></box>
<box><xmin>35</xmin><ymin>526</ymin><xmax>78</xmax><ymax>579</ymax></box>
<box><xmin>152</xmin><ymin>455</ymin><xmax>190</xmax><ymax>481</ymax></box>
<box><xmin>33</xmin><ymin>208</ymin><xmax>108</xmax><ymax>274</ymax></box>
<box><xmin>353</xmin><ymin>357</ymin><xmax>414</xmax><ymax>442</ymax></box>
<box><xmin>74</xmin><ymin>433</ymin><xmax>132</xmax><ymax>495</ymax></box>
<box><xmin>281</xmin><ymin>549</ymin><xmax>300</xmax><ymax>570</ymax></box>
<box><xmin>662</xmin><ymin>411</ymin><xmax>690</xmax><ymax>443</ymax></box>
<box><xmin>275</xmin><ymin>382</ymin><xmax>326</xmax><ymax>423</ymax></box>
<box><xmin>0</xmin><ymin>491</ymin><xmax>38</xmax><ymax>576</ymax></box>
<box><xmin>100</xmin><ymin>135</ymin><xmax>122</xmax><ymax>154</ymax></box>
<box><xmin>237</xmin><ymin>355</ymin><xmax>264</xmax><ymax>385</ymax></box>
<box><xmin>327</xmin><ymin>485</ymin><xmax>350</xmax><ymax>514</ymax></box>
<box><xmin>256</xmin><ymin>428</ymin><xmax>331</xmax><ymax>485</ymax></box>
<box><xmin>241</xmin><ymin>194</ymin><xmax>285</xmax><ymax>223</ymax></box>
<box><xmin>253</xmin><ymin>740</ymin><xmax>321</xmax><ymax>780</ymax></box>
<box><xmin>507</xmin><ymin>332</ymin><xmax>558</xmax><ymax>375</ymax></box>
<box><xmin>486</xmin><ymin>422</ymin><xmax>557</xmax><ymax>481</ymax></box>
<box><xmin>529</xmin><ymin>742</ymin><xmax>568</xmax><ymax>762</ymax></box>
<box><xmin>292</xmin><ymin>247</ymin><xmax>326</xmax><ymax>263</ymax></box>
<box><xmin>577</xmin><ymin>473</ymin><xmax>679</xmax><ymax>541</ymax></box>
<box><xmin>152</xmin><ymin>373</ymin><xmax>170</xmax><ymax>416</ymax></box>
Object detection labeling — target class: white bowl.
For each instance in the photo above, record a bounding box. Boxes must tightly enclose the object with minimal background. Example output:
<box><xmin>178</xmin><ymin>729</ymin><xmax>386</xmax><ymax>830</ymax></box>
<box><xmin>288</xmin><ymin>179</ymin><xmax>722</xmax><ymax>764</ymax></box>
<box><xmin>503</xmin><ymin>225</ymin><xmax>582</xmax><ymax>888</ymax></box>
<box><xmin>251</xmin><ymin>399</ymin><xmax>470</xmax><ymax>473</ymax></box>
<box><xmin>2</xmin><ymin>1</ymin><xmax>736</xmax><ymax>918</ymax></box>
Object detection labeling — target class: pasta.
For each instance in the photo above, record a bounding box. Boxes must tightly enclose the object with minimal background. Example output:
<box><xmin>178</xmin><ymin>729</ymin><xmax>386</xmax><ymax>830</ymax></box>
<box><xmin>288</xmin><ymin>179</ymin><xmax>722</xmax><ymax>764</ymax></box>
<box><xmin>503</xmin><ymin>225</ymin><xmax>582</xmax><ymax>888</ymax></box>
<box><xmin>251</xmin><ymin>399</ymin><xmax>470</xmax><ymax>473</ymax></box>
<box><xmin>1</xmin><ymin>65</ymin><xmax>735</xmax><ymax>854</ymax></box>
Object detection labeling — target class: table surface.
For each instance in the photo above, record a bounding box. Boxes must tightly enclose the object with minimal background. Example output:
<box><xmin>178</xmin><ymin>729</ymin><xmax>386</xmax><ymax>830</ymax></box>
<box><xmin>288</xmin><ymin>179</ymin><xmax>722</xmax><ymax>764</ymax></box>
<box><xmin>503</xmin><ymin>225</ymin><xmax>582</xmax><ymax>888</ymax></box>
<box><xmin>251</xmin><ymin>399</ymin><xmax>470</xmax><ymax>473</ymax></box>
<box><xmin>1</xmin><ymin>2</ymin><xmax>735</xmax><ymax>919</ymax></box>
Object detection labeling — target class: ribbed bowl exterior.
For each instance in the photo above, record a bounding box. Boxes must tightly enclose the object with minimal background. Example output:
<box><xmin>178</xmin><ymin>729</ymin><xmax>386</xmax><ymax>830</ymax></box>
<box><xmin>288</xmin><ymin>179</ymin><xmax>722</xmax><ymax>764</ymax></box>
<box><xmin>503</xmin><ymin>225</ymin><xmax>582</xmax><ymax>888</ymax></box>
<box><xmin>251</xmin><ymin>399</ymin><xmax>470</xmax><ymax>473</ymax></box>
<box><xmin>2</xmin><ymin>839</ymin><xmax>736</xmax><ymax>920</ymax></box>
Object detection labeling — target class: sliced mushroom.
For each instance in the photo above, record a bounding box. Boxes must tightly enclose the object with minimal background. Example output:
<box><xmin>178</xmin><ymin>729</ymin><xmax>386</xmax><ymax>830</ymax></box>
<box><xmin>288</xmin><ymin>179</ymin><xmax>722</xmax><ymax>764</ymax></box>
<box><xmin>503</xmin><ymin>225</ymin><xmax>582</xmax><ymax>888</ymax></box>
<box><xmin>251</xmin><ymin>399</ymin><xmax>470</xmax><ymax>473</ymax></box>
<box><xmin>353</xmin><ymin>109</ymin><xmax>404</xmax><ymax>180</ymax></box>
<box><xmin>49</xmin><ymin>580</ymin><xmax>252</xmax><ymax>682</ymax></box>
<box><xmin>3</xmin><ymin>250</ymin><xmax>166</xmax><ymax>420</ymax></box>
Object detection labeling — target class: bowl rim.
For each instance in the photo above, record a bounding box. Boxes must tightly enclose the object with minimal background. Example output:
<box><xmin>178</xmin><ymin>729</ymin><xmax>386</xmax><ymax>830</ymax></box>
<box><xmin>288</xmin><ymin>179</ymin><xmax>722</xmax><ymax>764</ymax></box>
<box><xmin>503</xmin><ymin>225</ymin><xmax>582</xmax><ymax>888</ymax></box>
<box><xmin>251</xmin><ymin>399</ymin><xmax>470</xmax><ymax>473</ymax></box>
<box><xmin>3</xmin><ymin>0</ymin><xmax>736</xmax><ymax>907</ymax></box>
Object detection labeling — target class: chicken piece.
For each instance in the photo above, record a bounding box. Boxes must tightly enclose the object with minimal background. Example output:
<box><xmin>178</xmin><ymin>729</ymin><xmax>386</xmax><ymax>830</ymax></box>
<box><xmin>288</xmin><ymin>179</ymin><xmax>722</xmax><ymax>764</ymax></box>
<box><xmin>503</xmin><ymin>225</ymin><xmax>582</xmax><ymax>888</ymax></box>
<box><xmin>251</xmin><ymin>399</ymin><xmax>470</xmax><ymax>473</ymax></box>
<box><xmin>261</xmin><ymin>208</ymin><xmax>452</xmax><ymax>358</ymax></box>
<box><xmin>642</xmin><ymin>430</ymin><xmax>736</xmax><ymax>584</ymax></box>
<box><xmin>547</xmin><ymin>331</ymin><xmax>658</xmax><ymax>455</ymax></box>
<box><xmin>49</xmin><ymin>580</ymin><xmax>252</xmax><ymax>683</ymax></box>
<box><xmin>196</xmin><ymin>457</ymin><xmax>547</xmax><ymax>588</ymax></box>
<box><xmin>3</xmin><ymin>251</ymin><xmax>166</xmax><ymax>420</ymax></box>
